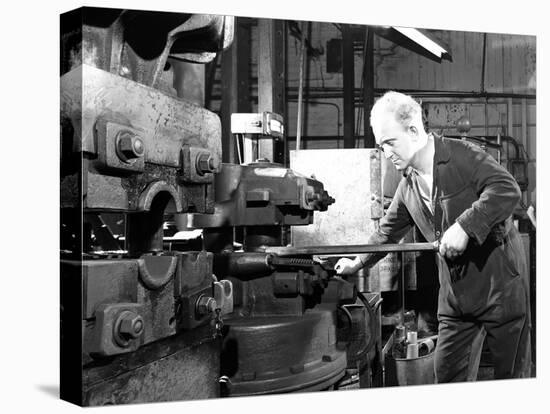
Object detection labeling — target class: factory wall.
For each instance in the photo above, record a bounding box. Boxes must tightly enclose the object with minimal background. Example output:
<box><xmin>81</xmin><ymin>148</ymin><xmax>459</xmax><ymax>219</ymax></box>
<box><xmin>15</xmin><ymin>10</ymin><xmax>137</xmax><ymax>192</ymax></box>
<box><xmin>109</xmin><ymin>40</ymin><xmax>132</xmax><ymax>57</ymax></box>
<box><xmin>284</xmin><ymin>23</ymin><xmax>536</xmax><ymax>206</ymax></box>
<box><xmin>208</xmin><ymin>19</ymin><xmax>537</xmax><ymax>205</ymax></box>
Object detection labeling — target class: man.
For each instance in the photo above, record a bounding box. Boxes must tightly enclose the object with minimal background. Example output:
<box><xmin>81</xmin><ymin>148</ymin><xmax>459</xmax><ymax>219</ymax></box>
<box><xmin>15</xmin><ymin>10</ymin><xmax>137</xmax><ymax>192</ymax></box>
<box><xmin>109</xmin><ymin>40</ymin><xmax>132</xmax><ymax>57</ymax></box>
<box><xmin>335</xmin><ymin>91</ymin><xmax>531</xmax><ymax>382</ymax></box>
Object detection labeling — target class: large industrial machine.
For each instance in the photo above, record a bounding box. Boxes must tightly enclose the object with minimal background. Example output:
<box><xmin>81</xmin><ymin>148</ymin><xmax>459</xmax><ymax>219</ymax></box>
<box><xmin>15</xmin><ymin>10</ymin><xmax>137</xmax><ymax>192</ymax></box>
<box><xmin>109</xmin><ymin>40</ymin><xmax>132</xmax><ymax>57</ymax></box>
<box><xmin>60</xmin><ymin>7</ymin><xmax>379</xmax><ymax>406</ymax></box>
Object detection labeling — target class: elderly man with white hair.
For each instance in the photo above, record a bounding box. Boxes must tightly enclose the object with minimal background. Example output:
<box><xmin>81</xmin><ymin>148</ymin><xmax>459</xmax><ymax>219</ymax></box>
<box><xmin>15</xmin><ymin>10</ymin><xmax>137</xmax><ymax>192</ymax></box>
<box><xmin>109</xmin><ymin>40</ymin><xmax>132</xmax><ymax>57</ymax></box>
<box><xmin>335</xmin><ymin>91</ymin><xmax>531</xmax><ymax>382</ymax></box>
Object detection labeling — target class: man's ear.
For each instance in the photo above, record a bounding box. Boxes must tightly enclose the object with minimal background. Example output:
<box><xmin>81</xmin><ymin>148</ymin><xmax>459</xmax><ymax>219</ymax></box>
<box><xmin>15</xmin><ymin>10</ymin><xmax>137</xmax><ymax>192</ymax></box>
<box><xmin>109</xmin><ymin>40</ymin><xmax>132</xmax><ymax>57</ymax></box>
<box><xmin>409</xmin><ymin>125</ymin><xmax>418</xmax><ymax>137</ymax></box>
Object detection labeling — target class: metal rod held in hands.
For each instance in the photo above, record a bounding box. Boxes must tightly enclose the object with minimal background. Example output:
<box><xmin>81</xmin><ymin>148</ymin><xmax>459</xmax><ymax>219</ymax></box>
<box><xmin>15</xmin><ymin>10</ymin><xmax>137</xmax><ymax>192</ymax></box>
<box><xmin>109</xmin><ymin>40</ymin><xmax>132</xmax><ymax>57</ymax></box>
<box><xmin>262</xmin><ymin>241</ymin><xmax>440</xmax><ymax>257</ymax></box>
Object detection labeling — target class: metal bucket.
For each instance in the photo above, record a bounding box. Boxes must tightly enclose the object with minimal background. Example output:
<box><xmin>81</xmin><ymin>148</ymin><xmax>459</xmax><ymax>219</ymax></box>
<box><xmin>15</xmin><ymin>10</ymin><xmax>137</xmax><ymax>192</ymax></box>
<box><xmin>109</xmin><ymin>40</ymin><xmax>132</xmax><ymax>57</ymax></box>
<box><xmin>386</xmin><ymin>337</ymin><xmax>437</xmax><ymax>386</ymax></box>
<box><xmin>394</xmin><ymin>353</ymin><xmax>435</xmax><ymax>385</ymax></box>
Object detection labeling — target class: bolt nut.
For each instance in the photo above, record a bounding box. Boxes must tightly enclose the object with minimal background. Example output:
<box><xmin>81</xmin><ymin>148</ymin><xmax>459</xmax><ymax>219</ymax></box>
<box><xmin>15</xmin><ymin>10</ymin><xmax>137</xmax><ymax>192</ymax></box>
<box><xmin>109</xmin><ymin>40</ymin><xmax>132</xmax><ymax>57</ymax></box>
<box><xmin>117</xmin><ymin>311</ymin><xmax>144</xmax><ymax>339</ymax></box>
<box><xmin>196</xmin><ymin>295</ymin><xmax>217</xmax><ymax>317</ymax></box>
<box><xmin>196</xmin><ymin>152</ymin><xmax>219</xmax><ymax>175</ymax></box>
<box><xmin>116</xmin><ymin>131</ymin><xmax>145</xmax><ymax>162</ymax></box>
<box><xmin>306</xmin><ymin>192</ymin><xmax>321</xmax><ymax>203</ymax></box>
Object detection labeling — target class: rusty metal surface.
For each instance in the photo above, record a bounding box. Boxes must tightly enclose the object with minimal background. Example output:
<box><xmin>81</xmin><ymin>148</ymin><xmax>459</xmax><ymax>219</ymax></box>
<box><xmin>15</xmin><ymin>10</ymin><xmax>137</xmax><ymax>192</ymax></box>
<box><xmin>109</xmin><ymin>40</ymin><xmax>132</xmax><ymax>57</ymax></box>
<box><xmin>137</xmin><ymin>277</ymin><xmax>176</xmax><ymax>345</ymax></box>
<box><xmin>289</xmin><ymin>149</ymin><xmax>382</xmax><ymax>246</ymax></box>
<box><xmin>174</xmin><ymin>251</ymin><xmax>216</xmax><ymax>330</ymax></box>
<box><xmin>138</xmin><ymin>254</ymin><xmax>178</xmax><ymax>289</ymax></box>
<box><xmin>370</xmin><ymin>150</ymin><xmax>383</xmax><ymax>219</ymax></box>
<box><xmin>83</xmin><ymin>327</ymin><xmax>220</xmax><ymax>405</ymax></box>
<box><xmin>82</xmin><ymin>260</ymin><xmax>139</xmax><ymax>319</ymax></box>
<box><xmin>180</xmin><ymin>145</ymin><xmax>220</xmax><ymax>184</ymax></box>
<box><xmin>189</xmin><ymin>162</ymin><xmax>333</xmax><ymax>228</ymax></box>
<box><xmin>86</xmin><ymin>303</ymin><xmax>144</xmax><ymax>357</ymax></box>
<box><xmin>60</xmin><ymin>65</ymin><xmax>221</xmax><ymax>213</ymax></box>
<box><xmin>85</xmin><ymin>171</ymin><xmax>129</xmax><ymax>210</ymax></box>
<box><xmin>61</xmin><ymin>64</ymin><xmax>222</xmax><ymax>161</ymax></box>
<box><xmin>60</xmin><ymin>8</ymin><xmax>234</xmax><ymax>405</ymax></box>
<box><xmin>221</xmin><ymin>309</ymin><xmax>346</xmax><ymax>396</ymax></box>
<box><xmin>60</xmin><ymin>8</ymin><xmax>382</xmax><ymax>404</ymax></box>
<box><xmin>95</xmin><ymin>120</ymin><xmax>145</xmax><ymax>173</ymax></box>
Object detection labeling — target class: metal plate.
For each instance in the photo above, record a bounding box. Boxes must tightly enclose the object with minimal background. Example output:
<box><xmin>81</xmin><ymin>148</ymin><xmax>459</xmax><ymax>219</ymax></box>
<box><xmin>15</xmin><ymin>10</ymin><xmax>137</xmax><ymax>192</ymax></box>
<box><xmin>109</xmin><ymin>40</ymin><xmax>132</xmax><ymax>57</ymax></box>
<box><xmin>290</xmin><ymin>148</ymin><xmax>382</xmax><ymax>246</ymax></box>
<box><xmin>290</xmin><ymin>148</ymin><xmax>416</xmax><ymax>291</ymax></box>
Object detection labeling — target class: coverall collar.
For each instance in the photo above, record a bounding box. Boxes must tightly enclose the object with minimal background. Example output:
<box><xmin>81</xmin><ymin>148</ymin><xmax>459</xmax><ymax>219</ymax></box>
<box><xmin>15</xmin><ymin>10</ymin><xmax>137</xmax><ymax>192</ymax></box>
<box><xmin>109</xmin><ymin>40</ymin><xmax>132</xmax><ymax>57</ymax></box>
<box><xmin>433</xmin><ymin>133</ymin><xmax>451</xmax><ymax>164</ymax></box>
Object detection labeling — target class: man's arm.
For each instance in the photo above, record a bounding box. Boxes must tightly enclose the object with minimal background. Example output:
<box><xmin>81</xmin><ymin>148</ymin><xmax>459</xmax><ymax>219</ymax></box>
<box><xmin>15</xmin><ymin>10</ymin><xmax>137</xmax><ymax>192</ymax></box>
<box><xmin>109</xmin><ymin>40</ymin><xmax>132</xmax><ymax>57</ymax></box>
<box><xmin>454</xmin><ymin>142</ymin><xmax>521</xmax><ymax>246</ymax></box>
<box><xmin>335</xmin><ymin>179</ymin><xmax>414</xmax><ymax>274</ymax></box>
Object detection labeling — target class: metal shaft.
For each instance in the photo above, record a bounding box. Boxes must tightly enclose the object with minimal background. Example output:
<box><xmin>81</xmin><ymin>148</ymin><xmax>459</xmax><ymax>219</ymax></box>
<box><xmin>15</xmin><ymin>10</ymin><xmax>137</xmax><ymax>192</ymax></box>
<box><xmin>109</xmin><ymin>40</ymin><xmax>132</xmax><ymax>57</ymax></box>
<box><xmin>262</xmin><ymin>241</ymin><xmax>439</xmax><ymax>256</ymax></box>
<box><xmin>401</xmin><ymin>251</ymin><xmax>406</xmax><ymax>326</ymax></box>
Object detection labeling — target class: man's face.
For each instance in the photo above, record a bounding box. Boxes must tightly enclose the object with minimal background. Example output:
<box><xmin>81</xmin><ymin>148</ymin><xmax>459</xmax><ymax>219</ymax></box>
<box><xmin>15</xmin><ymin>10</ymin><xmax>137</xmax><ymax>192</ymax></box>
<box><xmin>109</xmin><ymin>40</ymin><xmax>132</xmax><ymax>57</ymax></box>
<box><xmin>374</xmin><ymin>116</ymin><xmax>417</xmax><ymax>171</ymax></box>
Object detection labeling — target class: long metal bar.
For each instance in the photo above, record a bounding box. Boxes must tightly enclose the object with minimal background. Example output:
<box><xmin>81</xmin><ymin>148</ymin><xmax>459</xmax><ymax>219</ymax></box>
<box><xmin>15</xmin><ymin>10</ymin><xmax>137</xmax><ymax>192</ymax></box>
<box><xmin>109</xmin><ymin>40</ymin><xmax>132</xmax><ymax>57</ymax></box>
<box><xmin>263</xmin><ymin>241</ymin><xmax>438</xmax><ymax>256</ymax></box>
<box><xmin>284</xmin><ymin>87</ymin><xmax>536</xmax><ymax>100</ymax></box>
<box><xmin>400</xmin><ymin>251</ymin><xmax>406</xmax><ymax>326</ymax></box>
<box><xmin>363</xmin><ymin>27</ymin><xmax>375</xmax><ymax>148</ymax></box>
<box><xmin>342</xmin><ymin>25</ymin><xmax>355</xmax><ymax>148</ymax></box>
<box><xmin>296</xmin><ymin>20</ymin><xmax>307</xmax><ymax>151</ymax></box>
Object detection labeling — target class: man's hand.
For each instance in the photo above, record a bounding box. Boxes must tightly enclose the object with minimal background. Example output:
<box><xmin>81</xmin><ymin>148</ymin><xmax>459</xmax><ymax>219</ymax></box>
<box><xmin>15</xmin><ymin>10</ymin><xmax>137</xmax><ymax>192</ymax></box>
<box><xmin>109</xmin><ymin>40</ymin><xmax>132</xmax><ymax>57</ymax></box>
<box><xmin>334</xmin><ymin>257</ymin><xmax>363</xmax><ymax>275</ymax></box>
<box><xmin>439</xmin><ymin>222</ymin><xmax>469</xmax><ymax>260</ymax></box>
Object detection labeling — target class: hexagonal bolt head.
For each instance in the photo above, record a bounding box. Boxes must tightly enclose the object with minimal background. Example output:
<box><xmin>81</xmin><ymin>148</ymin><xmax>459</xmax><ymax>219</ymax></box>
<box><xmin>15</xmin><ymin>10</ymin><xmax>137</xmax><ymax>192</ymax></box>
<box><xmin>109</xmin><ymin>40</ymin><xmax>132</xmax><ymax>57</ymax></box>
<box><xmin>196</xmin><ymin>152</ymin><xmax>220</xmax><ymax>175</ymax></box>
<box><xmin>117</xmin><ymin>311</ymin><xmax>144</xmax><ymax>339</ymax></box>
<box><xmin>196</xmin><ymin>295</ymin><xmax>218</xmax><ymax>317</ymax></box>
<box><xmin>117</xmin><ymin>131</ymin><xmax>145</xmax><ymax>161</ymax></box>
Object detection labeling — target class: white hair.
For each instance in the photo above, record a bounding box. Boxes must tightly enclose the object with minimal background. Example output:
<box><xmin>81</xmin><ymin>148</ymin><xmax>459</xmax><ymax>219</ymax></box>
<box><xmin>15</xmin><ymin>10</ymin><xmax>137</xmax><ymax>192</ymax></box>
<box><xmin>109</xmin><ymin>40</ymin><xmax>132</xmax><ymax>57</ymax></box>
<box><xmin>370</xmin><ymin>91</ymin><xmax>422</xmax><ymax>132</ymax></box>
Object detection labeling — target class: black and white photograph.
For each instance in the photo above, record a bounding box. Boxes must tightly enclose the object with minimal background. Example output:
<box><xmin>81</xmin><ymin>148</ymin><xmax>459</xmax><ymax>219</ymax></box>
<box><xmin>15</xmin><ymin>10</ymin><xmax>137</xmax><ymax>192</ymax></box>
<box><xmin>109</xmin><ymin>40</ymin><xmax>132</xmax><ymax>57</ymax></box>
<box><xmin>2</xmin><ymin>1</ymin><xmax>548</xmax><ymax>413</ymax></box>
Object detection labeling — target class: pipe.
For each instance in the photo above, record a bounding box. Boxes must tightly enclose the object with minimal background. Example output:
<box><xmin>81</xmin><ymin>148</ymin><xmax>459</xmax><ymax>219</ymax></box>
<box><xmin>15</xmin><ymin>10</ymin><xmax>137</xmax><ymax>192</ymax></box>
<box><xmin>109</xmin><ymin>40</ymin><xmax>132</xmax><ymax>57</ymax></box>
<box><xmin>262</xmin><ymin>241</ymin><xmax>439</xmax><ymax>256</ymax></box>
<box><xmin>284</xmin><ymin>87</ymin><xmax>536</xmax><ymax>100</ymax></box>
<box><xmin>296</xmin><ymin>21</ymin><xmax>308</xmax><ymax>151</ymax></box>
<box><xmin>208</xmin><ymin>90</ymin><xmax>536</xmax><ymax>103</ymax></box>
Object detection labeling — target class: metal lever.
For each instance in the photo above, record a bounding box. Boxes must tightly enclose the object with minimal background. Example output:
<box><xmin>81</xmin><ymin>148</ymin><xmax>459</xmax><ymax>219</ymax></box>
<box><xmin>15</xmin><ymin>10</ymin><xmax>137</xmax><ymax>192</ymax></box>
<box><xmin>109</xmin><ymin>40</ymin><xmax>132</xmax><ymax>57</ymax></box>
<box><xmin>263</xmin><ymin>241</ymin><xmax>440</xmax><ymax>256</ymax></box>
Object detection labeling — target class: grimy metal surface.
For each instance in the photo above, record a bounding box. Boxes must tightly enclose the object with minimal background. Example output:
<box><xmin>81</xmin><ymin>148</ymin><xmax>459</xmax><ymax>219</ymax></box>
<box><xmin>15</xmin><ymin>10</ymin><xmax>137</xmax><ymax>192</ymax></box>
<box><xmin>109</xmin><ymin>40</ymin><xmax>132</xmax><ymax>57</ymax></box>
<box><xmin>60</xmin><ymin>8</ymin><xmax>235</xmax><ymax>406</ymax></box>
<box><xmin>289</xmin><ymin>148</ymin><xmax>418</xmax><ymax>291</ymax></box>
<box><xmin>189</xmin><ymin>161</ymin><xmax>333</xmax><ymax>228</ymax></box>
<box><xmin>60</xmin><ymin>64</ymin><xmax>221</xmax><ymax>213</ymax></box>
<box><xmin>289</xmin><ymin>148</ymin><xmax>382</xmax><ymax>246</ymax></box>
<box><xmin>83</xmin><ymin>327</ymin><xmax>220</xmax><ymax>405</ymax></box>
<box><xmin>263</xmin><ymin>242</ymin><xmax>439</xmax><ymax>256</ymax></box>
<box><xmin>60</xmin><ymin>64</ymin><xmax>222</xmax><ymax>162</ymax></box>
<box><xmin>221</xmin><ymin>309</ymin><xmax>346</xmax><ymax>396</ymax></box>
<box><xmin>61</xmin><ymin>9</ymin><xmax>234</xmax><ymax>86</ymax></box>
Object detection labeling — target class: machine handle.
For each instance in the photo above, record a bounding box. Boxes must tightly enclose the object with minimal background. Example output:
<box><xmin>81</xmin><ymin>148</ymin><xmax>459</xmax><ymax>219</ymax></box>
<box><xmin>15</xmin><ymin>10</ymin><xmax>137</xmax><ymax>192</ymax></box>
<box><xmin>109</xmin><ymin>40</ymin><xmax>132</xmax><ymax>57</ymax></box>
<box><xmin>263</xmin><ymin>241</ymin><xmax>440</xmax><ymax>257</ymax></box>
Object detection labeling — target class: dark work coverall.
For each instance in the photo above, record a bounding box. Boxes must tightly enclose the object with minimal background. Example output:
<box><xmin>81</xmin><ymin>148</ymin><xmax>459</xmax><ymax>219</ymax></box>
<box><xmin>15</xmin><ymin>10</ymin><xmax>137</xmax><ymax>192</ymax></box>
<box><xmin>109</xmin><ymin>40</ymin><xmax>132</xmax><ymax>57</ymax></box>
<box><xmin>362</xmin><ymin>135</ymin><xmax>531</xmax><ymax>381</ymax></box>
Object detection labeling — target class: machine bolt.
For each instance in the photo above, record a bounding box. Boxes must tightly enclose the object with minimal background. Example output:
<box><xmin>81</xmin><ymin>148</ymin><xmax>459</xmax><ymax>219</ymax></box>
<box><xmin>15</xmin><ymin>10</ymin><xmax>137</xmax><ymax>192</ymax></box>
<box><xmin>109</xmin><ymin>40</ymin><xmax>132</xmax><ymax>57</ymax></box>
<box><xmin>196</xmin><ymin>152</ymin><xmax>219</xmax><ymax>175</ymax></box>
<box><xmin>116</xmin><ymin>311</ymin><xmax>144</xmax><ymax>341</ymax></box>
<box><xmin>196</xmin><ymin>295</ymin><xmax>218</xmax><ymax>317</ymax></box>
<box><xmin>306</xmin><ymin>192</ymin><xmax>321</xmax><ymax>203</ymax></box>
<box><xmin>116</xmin><ymin>131</ymin><xmax>145</xmax><ymax>162</ymax></box>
